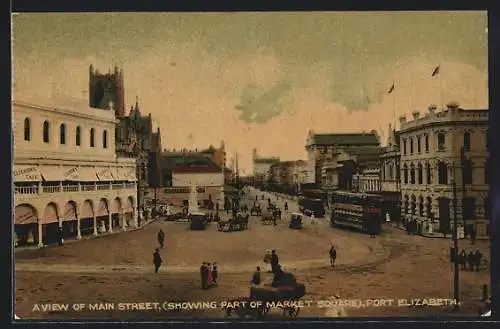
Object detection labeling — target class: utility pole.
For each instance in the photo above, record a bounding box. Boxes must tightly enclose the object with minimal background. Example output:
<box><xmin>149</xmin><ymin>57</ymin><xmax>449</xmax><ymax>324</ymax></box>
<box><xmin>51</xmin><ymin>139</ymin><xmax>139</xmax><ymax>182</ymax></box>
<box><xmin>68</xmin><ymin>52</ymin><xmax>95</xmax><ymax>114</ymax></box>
<box><xmin>460</xmin><ymin>146</ymin><xmax>468</xmax><ymax>230</ymax></box>
<box><xmin>452</xmin><ymin>161</ymin><xmax>460</xmax><ymax>311</ymax></box>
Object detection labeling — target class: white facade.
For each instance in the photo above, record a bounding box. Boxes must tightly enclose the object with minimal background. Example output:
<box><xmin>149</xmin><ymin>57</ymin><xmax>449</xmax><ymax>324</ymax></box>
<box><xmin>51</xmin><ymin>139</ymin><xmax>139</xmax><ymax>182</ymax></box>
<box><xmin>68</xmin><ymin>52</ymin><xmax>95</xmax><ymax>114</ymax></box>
<box><xmin>399</xmin><ymin>104</ymin><xmax>489</xmax><ymax>236</ymax></box>
<box><xmin>353</xmin><ymin>168</ymin><xmax>381</xmax><ymax>193</ymax></box>
<box><xmin>253</xmin><ymin>162</ymin><xmax>274</xmax><ymax>181</ymax></box>
<box><xmin>13</xmin><ymin>92</ymin><xmax>138</xmax><ymax>247</ymax></box>
<box><xmin>168</xmin><ymin>172</ymin><xmax>224</xmax><ymax>207</ymax></box>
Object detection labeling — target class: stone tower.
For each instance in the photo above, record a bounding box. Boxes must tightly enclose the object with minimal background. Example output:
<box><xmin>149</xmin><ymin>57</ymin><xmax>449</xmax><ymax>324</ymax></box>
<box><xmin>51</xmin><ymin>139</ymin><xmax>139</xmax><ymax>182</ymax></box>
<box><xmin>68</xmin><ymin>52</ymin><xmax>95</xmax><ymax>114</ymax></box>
<box><xmin>89</xmin><ymin>64</ymin><xmax>125</xmax><ymax>117</ymax></box>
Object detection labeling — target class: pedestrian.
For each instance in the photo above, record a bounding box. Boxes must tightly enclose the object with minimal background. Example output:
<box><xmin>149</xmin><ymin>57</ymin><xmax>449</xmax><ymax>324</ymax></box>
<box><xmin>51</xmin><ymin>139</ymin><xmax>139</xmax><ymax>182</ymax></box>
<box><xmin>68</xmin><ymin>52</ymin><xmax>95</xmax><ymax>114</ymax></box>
<box><xmin>271</xmin><ymin>249</ymin><xmax>279</xmax><ymax>273</ymax></box>
<box><xmin>157</xmin><ymin>229</ymin><xmax>165</xmax><ymax>249</ymax></box>
<box><xmin>329</xmin><ymin>245</ymin><xmax>337</xmax><ymax>268</ymax></box>
<box><xmin>474</xmin><ymin>250</ymin><xmax>482</xmax><ymax>272</ymax></box>
<box><xmin>200</xmin><ymin>262</ymin><xmax>207</xmax><ymax>289</ymax></box>
<box><xmin>57</xmin><ymin>226</ymin><xmax>64</xmax><ymax>246</ymax></box>
<box><xmin>263</xmin><ymin>250</ymin><xmax>272</xmax><ymax>272</ymax></box>
<box><xmin>467</xmin><ymin>251</ymin><xmax>475</xmax><ymax>271</ymax></box>
<box><xmin>459</xmin><ymin>249</ymin><xmax>467</xmax><ymax>270</ymax></box>
<box><xmin>212</xmin><ymin>262</ymin><xmax>218</xmax><ymax>286</ymax></box>
<box><xmin>206</xmin><ymin>262</ymin><xmax>214</xmax><ymax>289</ymax></box>
<box><xmin>251</xmin><ymin>266</ymin><xmax>261</xmax><ymax>285</ymax></box>
<box><xmin>153</xmin><ymin>248</ymin><xmax>162</xmax><ymax>273</ymax></box>
<box><xmin>450</xmin><ymin>245</ymin><xmax>457</xmax><ymax>264</ymax></box>
<box><xmin>284</xmin><ymin>202</ymin><xmax>288</xmax><ymax>212</ymax></box>
<box><xmin>470</xmin><ymin>229</ymin><xmax>477</xmax><ymax>245</ymax></box>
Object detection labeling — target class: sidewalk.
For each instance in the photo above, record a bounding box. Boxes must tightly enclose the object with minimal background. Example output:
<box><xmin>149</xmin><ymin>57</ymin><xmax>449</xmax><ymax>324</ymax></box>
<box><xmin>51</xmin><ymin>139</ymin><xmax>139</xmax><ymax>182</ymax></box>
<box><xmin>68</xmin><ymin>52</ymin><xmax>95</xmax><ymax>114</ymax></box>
<box><xmin>385</xmin><ymin>222</ymin><xmax>490</xmax><ymax>240</ymax></box>
<box><xmin>14</xmin><ymin>216</ymin><xmax>159</xmax><ymax>254</ymax></box>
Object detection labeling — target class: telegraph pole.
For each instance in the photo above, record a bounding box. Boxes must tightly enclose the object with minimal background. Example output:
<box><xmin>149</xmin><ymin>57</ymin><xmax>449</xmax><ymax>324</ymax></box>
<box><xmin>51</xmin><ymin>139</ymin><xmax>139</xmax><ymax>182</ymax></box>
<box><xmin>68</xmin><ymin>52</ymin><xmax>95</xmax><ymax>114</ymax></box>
<box><xmin>452</xmin><ymin>160</ymin><xmax>460</xmax><ymax>311</ymax></box>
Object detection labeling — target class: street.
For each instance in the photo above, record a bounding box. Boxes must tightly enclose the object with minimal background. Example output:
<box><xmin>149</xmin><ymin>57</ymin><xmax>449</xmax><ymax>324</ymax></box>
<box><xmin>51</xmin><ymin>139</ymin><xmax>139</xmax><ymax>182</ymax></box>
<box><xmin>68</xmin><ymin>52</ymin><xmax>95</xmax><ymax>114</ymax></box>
<box><xmin>15</xmin><ymin>187</ymin><xmax>490</xmax><ymax>319</ymax></box>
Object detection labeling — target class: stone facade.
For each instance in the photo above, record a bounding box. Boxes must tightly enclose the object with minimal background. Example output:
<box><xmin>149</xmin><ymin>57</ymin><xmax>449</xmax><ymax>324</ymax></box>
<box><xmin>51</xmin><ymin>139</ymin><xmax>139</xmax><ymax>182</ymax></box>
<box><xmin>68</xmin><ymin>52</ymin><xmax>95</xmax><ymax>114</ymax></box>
<box><xmin>13</xmin><ymin>91</ymin><xmax>138</xmax><ymax>247</ymax></box>
<box><xmin>252</xmin><ymin>148</ymin><xmax>280</xmax><ymax>185</ymax></box>
<box><xmin>399</xmin><ymin>103</ymin><xmax>489</xmax><ymax>236</ymax></box>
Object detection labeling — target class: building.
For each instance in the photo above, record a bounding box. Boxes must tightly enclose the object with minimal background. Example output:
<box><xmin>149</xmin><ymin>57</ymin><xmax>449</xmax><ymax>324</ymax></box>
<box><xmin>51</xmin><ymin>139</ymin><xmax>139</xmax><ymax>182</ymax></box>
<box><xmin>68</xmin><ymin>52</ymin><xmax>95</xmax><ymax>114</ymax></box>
<box><xmin>399</xmin><ymin>103</ymin><xmax>489</xmax><ymax>236</ymax></box>
<box><xmin>268</xmin><ymin>160</ymin><xmax>308</xmax><ymax>194</ymax></box>
<box><xmin>379</xmin><ymin>124</ymin><xmax>402</xmax><ymax>222</ymax></box>
<box><xmin>306</xmin><ymin>130</ymin><xmax>381</xmax><ymax>191</ymax></box>
<box><xmin>13</xmin><ymin>91</ymin><xmax>138</xmax><ymax>248</ymax></box>
<box><xmin>252</xmin><ymin>148</ymin><xmax>280</xmax><ymax>186</ymax></box>
<box><xmin>353</xmin><ymin>168</ymin><xmax>381</xmax><ymax>193</ymax></box>
<box><xmin>156</xmin><ymin>151</ymin><xmax>224</xmax><ymax>208</ymax></box>
<box><xmin>89</xmin><ymin>64</ymin><xmax>163</xmax><ymax>211</ymax></box>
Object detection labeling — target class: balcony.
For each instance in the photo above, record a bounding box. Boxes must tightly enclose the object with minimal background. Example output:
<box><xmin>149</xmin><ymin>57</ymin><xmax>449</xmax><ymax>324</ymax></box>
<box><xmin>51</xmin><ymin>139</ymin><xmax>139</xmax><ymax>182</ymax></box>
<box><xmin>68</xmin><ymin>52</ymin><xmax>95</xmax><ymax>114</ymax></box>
<box><xmin>14</xmin><ymin>182</ymin><xmax>137</xmax><ymax>196</ymax></box>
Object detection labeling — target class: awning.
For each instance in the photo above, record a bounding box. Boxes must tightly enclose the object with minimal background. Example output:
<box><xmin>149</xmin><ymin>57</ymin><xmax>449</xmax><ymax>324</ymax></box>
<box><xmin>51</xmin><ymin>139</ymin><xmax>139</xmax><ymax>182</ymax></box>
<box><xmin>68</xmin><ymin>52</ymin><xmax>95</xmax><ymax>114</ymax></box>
<box><xmin>41</xmin><ymin>166</ymin><xmax>63</xmax><ymax>182</ymax></box>
<box><xmin>96</xmin><ymin>167</ymin><xmax>114</xmax><ymax>181</ymax></box>
<box><xmin>13</xmin><ymin>165</ymin><xmax>42</xmax><ymax>182</ymax></box>
<box><xmin>79</xmin><ymin>167</ymin><xmax>98</xmax><ymax>182</ymax></box>
<box><xmin>14</xmin><ymin>204</ymin><xmax>38</xmax><ymax>225</ymax></box>
<box><xmin>62</xmin><ymin>166</ymin><xmax>80</xmax><ymax>181</ymax></box>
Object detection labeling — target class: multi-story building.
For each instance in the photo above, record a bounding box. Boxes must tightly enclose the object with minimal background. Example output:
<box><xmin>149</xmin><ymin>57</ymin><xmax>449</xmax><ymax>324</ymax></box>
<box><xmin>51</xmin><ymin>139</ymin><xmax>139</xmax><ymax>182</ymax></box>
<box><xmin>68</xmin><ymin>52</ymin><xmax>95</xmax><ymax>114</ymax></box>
<box><xmin>13</xmin><ymin>91</ymin><xmax>138</xmax><ymax>248</ymax></box>
<box><xmin>268</xmin><ymin>160</ymin><xmax>308</xmax><ymax>193</ymax></box>
<box><xmin>306</xmin><ymin>130</ymin><xmax>381</xmax><ymax>191</ymax></box>
<box><xmin>379</xmin><ymin>124</ymin><xmax>402</xmax><ymax>222</ymax></box>
<box><xmin>399</xmin><ymin>103</ymin><xmax>489</xmax><ymax>236</ymax></box>
<box><xmin>157</xmin><ymin>151</ymin><xmax>224</xmax><ymax>209</ymax></box>
<box><xmin>252</xmin><ymin>148</ymin><xmax>280</xmax><ymax>186</ymax></box>
<box><xmin>353</xmin><ymin>168</ymin><xmax>381</xmax><ymax>193</ymax></box>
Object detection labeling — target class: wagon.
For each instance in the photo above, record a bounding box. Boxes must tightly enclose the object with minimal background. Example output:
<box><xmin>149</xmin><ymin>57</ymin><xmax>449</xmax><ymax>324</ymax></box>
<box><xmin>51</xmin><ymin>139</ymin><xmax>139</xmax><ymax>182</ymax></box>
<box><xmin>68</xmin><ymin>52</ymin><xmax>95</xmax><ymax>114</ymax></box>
<box><xmin>217</xmin><ymin>214</ymin><xmax>249</xmax><ymax>232</ymax></box>
<box><xmin>261</xmin><ymin>209</ymin><xmax>274</xmax><ymax>225</ymax></box>
<box><xmin>289</xmin><ymin>212</ymin><xmax>303</xmax><ymax>229</ymax></box>
<box><xmin>250</xmin><ymin>204</ymin><xmax>262</xmax><ymax>216</ymax></box>
<box><xmin>189</xmin><ymin>212</ymin><xmax>208</xmax><ymax>230</ymax></box>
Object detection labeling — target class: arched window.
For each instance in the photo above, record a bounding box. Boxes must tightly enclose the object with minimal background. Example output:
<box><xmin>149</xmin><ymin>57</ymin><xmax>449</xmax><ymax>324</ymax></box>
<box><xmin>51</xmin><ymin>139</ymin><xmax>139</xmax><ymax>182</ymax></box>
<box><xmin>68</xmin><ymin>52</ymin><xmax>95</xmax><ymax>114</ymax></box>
<box><xmin>410</xmin><ymin>165</ymin><xmax>415</xmax><ymax>184</ymax></box>
<box><xmin>419</xmin><ymin>196</ymin><xmax>424</xmax><ymax>216</ymax></box>
<box><xmin>402</xmin><ymin>139</ymin><xmax>407</xmax><ymax>155</ymax></box>
<box><xmin>417</xmin><ymin>136</ymin><xmax>421</xmax><ymax>153</ymax></box>
<box><xmin>438</xmin><ymin>161</ymin><xmax>448</xmax><ymax>185</ymax></box>
<box><xmin>43</xmin><ymin>121</ymin><xmax>50</xmax><ymax>143</ymax></box>
<box><xmin>23</xmin><ymin>117</ymin><xmax>31</xmax><ymax>141</ymax></box>
<box><xmin>75</xmin><ymin>126</ymin><xmax>81</xmax><ymax>146</ymax></box>
<box><xmin>388</xmin><ymin>164</ymin><xmax>393</xmax><ymax>180</ymax></box>
<box><xmin>424</xmin><ymin>134</ymin><xmax>429</xmax><ymax>152</ymax></box>
<box><xmin>463</xmin><ymin>132</ymin><xmax>471</xmax><ymax>151</ymax></box>
<box><xmin>90</xmin><ymin>128</ymin><xmax>95</xmax><ymax>147</ymax></box>
<box><xmin>403</xmin><ymin>164</ymin><xmax>408</xmax><ymax>184</ymax></box>
<box><xmin>437</xmin><ymin>133</ymin><xmax>446</xmax><ymax>151</ymax></box>
<box><xmin>417</xmin><ymin>163</ymin><xmax>423</xmax><ymax>184</ymax></box>
<box><xmin>59</xmin><ymin>123</ymin><xmax>66</xmax><ymax>145</ymax></box>
<box><xmin>103</xmin><ymin>130</ymin><xmax>108</xmax><ymax>149</ymax></box>
<box><xmin>410</xmin><ymin>138</ymin><xmax>414</xmax><ymax>154</ymax></box>
<box><xmin>426</xmin><ymin>162</ymin><xmax>432</xmax><ymax>184</ymax></box>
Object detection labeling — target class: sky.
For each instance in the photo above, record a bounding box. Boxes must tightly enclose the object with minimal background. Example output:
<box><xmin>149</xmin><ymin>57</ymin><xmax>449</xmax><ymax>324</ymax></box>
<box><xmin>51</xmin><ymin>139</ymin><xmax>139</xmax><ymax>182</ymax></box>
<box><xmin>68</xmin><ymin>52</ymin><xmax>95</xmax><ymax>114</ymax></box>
<box><xmin>12</xmin><ymin>11</ymin><xmax>488</xmax><ymax>174</ymax></box>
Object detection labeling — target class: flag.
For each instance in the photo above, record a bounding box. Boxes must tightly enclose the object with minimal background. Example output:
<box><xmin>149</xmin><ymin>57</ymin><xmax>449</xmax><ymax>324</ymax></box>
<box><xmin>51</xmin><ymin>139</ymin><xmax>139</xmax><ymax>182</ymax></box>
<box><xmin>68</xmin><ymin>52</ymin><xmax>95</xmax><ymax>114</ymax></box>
<box><xmin>431</xmin><ymin>65</ymin><xmax>440</xmax><ymax>77</ymax></box>
<box><xmin>388</xmin><ymin>83</ymin><xmax>395</xmax><ymax>94</ymax></box>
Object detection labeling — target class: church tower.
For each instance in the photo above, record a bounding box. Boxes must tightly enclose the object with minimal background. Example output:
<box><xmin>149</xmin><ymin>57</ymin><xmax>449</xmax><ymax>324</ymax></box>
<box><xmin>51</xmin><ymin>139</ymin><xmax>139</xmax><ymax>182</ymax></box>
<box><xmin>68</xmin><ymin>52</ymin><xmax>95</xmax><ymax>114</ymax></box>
<box><xmin>88</xmin><ymin>64</ymin><xmax>125</xmax><ymax>117</ymax></box>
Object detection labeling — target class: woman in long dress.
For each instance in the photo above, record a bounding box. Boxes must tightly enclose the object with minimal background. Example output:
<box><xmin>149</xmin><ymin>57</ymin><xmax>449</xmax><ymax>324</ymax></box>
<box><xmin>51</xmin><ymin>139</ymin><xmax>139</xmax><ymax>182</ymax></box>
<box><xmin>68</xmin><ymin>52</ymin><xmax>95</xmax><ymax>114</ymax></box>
<box><xmin>206</xmin><ymin>263</ymin><xmax>214</xmax><ymax>288</ymax></box>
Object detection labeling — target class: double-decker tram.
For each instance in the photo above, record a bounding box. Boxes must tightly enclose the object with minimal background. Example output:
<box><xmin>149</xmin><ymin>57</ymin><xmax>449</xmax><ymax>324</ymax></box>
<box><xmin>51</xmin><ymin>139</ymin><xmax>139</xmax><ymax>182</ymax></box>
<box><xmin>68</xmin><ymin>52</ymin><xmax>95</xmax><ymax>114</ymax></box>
<box><xmin>330</xmin><ymin>191</ymin><xmax>383</xmax><ymax>234</ymax></box>
<box><xmin>298</xmin><ymin>188</ymin><xmax>326</xmax><ymax>217</ymax></box>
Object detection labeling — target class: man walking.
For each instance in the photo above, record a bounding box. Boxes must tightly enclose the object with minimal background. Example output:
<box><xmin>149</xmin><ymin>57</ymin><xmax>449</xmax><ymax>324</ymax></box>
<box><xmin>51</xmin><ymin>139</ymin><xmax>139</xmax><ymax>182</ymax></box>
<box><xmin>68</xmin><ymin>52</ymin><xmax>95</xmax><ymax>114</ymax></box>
<box><xmin>157</xmin><ymin>229</ymin><xmax>165</xmax><ymax>249</ymax></box>
<box><xmin>329</xmin><ymin>245</ymin><xmax>337</xmax><ymax>268</ymax></box>
<box><xmin>251</xmin><ymin>266</ymin><xmax>261</xmax><ymax>285</ymax></box>
<box><xmin>153</xmin><ymin>248</ymin><xmax>162</xmax><ymax>273</ymax></box>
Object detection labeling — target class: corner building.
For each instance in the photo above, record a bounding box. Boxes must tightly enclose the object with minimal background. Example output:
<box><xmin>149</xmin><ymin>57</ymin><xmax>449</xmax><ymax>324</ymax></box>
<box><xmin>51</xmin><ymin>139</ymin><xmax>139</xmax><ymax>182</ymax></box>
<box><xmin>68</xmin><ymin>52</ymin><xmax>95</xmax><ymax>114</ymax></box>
<box><xmin>13</xmin><ymin>91</ymin><xmax>138</xmax><ymax>247</ymax></box>
<box><xmin>398</xmin><ymin>103</ymin><xmax>489</xmax><ymax>236</ymax></box>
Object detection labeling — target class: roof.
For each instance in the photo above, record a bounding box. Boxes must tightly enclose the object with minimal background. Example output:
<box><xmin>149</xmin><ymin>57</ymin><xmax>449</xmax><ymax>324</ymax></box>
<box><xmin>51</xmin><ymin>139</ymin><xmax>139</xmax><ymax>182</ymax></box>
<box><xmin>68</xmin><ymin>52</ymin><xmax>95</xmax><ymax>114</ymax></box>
<box><xmin>254</xmin><ymin>157</ymin><xmax>280</xmax><ymax>164</ymax></box>
<box><xmin>310</xmin><ymin>133</ymin><xmax>380</xmax><ymax>146</ymax></box>
<box><xmin>161</xmin><ymin>153</ymin><xmax>222</xmax><ymax>173</ymax></box>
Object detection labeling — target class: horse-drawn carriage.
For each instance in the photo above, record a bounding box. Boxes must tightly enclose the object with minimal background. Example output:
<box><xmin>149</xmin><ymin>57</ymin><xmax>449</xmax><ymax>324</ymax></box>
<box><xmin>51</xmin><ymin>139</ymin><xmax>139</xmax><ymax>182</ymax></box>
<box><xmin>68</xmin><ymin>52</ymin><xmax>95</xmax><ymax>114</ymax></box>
<box><xmin>261</xmin><ymin>208</ymin><xmax>274</xmax><ymax>225</ymax></box>
<box><xmin>289</xmin><ymin>212</ymin><xmax>303</xmax><ymax>229</ymax></box>
<box><xmin>224</xmin><ymin>281</ymin><xmax>306</xmax><ymax>319</ymax></box>
<box><xmin>217</xmin><ymin>214</ymin><xmax>250</xmax><ymax>232</ymax></box>
<box><xmin>240</xmin><ymin>204</ymin><xmax>249</xmax><ymax>213</ymax></box>
<box><xmin>250</xmin><ymin>203</ymin><xmax>262</xmax><ymax>216</ymax></box>
<box><xmin>189</xmin><ymin>212</ymin><xmax>208</xmax><ymax>230</ymax></box>
<box><xmin>272</xmin><ymin>206</ymin><xmax>282</xmax><ymax>220</ymax></box>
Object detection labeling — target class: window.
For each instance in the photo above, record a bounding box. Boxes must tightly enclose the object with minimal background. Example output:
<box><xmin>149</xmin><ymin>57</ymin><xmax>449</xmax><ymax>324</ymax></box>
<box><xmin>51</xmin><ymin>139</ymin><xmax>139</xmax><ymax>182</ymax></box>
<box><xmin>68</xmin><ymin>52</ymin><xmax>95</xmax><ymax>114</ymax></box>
<box><xmin>23</xmin><ymin>118</ymin><xmax>31</xmax><ymax>141</ymax></box>
<box><xmin>410</xmin><ymin>138</ymin><xmax>414</xmax><ymax>154</ymax></box>
<box><xmin>90</xmin><ymin>128</ymin><xmax>95</xmax><ymax>147</ymax></box>
<box><xmin>426</xmin><ymin>163</ymin><xmax>432</xmax><ymax>184</ymax></box>
<box><xmin>43</xmin><ymin>121</ymin><xmax>50</xmax><ymax>143</ymax></box>
<box><xmin>103</xmin><ymin>130</ymin><xmax>108</xmax><ymax>149</ymax></box>
<box><xmin>419</xmin><ymin>196</ymin><xmax>424</xmax><ymax>217</ymax></box>
<box><xmin>411</xmin><ymin>195</ymin><xmax>416</xmax><ymax>215</ymax></box>
<box><xmin>425</xmin><ymin>134</ymin><xmax>429</xmax><ymax>152</ymax></box>
<box><xmin>389</xmin><ymin>164</ymin><xmax>393</xmax><ymax>180</ymax></box>
<box><xmin>403</xmin><ymin>165</ymin><xmax>408</xmax><ymax>184</ymax></box>
<box><xmin>402</xmin><ymin>139</ymin><xmax>407</xmax><ymax>155</ymax></box>
<box><xmin>59</xmin><ymin>123</ymin><xmax>66</xmax><ymax>145</ymax></box>
<box><xmin>76</xmin><ymin>126</ymin><xmax>81</xmax><ymax>146</ymax></box>
<box><xmin>417</xmin><ymin>136</ymin><xmax>421</xmax><ymax>153</ymax></box>
<box><xmin>463</xmin><ymin>132</ymin><xmax>471</xmax><ymax>151</ymax></box>
<box><xmin>485</xmin><ymin>161</ymin><xmax>488</xmax><ymax>184</ymax></box>
<box><xmin>462</xmin><ymin>159</ymin><xmax>473</xmax><ymax>185</ymax></box>
<box><xmin>403</xmin><ymin>196</ymin><xmax>409</xmax><ymax>215</ymax></box>
<box><xmin>437</xmin><ymin>133</ymin><xmax>445</xmax><ymax>151</ymax></box>
<box><xmin>426</xmin><ymin>197</ymin><xmax>433</xmax><ymax>219</ymax></box>
<box><xmin>438</xmin><ymin>161</ymin><xmax>448</xmax><ymax>184</ymax></box>
<box><xmin>417</xmin><ymin>163</ymin><xmax>423</xmax><ymax>184</ymax></box>
<box><xmin>462</xmin><ymin>197</ymin><xmax>476</xmax><ymax>222</ymax></box>
<box><xmin>410</xmin><ymin>165</ymin><xmax>415</xmax><ymax>184</ymax></box>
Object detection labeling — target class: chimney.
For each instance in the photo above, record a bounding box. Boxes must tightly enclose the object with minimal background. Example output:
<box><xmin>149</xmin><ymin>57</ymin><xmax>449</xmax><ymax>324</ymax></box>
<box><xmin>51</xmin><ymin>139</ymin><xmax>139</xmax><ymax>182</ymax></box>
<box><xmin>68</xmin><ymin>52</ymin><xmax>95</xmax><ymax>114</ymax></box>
<box><xmin>446</xmin><ymin>101</ymin><xmax>460</xmax><ymax>111</ymax></box>
<box><xmin>398</xmin><ymin>115</ymin><xmax>407</xmax><ymax>123</ymax></box>
<box><xmin>428</xmin><ymin>104</ymin><xmax>437</xmax><ymax>115</ymax></box>
<box><xmin>412</xmin><ymin>111</ymin><xmax>420</xmax><ymax>120</ymax></box>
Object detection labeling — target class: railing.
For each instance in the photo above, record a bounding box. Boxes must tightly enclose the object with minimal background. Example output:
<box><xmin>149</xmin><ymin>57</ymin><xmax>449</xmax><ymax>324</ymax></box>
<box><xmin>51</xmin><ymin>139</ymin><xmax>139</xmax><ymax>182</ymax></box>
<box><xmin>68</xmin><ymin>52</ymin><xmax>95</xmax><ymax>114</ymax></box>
<box><xmin>15</xmin><ymin>182</ymin><xmax>137</xmax><ymax>196</ymax></box>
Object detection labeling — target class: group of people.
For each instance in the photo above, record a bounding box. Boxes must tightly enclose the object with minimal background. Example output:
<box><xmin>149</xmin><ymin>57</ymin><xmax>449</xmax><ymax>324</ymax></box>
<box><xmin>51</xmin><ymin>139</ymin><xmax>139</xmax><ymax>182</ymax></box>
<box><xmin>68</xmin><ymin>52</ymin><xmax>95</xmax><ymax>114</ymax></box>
<box><xmin>452</xmin><ymin>248</ymin><xmax>484</xmax><ymax>272</ymax></box>
<box><xmin>200</xmin><ymin>262</ymin><xmax>218</xmax><ymax>289</ymax></box>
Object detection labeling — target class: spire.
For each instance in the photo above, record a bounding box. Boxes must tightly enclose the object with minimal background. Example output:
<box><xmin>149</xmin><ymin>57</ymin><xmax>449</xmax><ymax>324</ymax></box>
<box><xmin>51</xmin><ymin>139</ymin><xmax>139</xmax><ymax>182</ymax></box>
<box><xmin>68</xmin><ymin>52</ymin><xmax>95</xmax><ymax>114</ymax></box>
<box><xmin>134</xmin><ymin>95</ymin><xmax>141</xmax><ymax>116</ymax></box>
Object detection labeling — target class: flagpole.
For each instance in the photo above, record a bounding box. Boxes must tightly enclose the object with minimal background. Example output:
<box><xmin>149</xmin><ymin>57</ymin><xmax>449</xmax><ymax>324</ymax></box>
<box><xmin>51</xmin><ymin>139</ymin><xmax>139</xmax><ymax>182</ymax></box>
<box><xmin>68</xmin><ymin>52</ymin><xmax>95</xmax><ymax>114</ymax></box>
<box><xmin>439</xmin><ymin>72</ymin><xmax>443</xmax><ymax>110</ymax></box>
<box><xmin>392</xmin><ymin>87</ymin><xmax>396</xmax><ymax>130</ymax></box>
